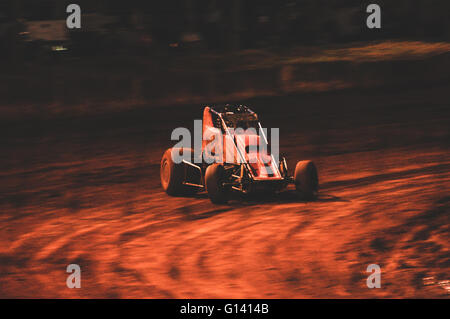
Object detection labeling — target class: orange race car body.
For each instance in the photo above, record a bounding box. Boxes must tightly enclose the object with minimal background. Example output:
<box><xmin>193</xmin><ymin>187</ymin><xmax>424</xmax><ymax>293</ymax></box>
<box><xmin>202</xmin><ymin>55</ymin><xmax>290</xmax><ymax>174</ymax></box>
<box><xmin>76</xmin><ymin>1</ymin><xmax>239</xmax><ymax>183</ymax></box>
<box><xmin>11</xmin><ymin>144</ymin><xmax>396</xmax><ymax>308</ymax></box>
<box><xmin>160</xmin><ymin>104</ymin><xmax>318</xmax><ymax>203</ymax></box>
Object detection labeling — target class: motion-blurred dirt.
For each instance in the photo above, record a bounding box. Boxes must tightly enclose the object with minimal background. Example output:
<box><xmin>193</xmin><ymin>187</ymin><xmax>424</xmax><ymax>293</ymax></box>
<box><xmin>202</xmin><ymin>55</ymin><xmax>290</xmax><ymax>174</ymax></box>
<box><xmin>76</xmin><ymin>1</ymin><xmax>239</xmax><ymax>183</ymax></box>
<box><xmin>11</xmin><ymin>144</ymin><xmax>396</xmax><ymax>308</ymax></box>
<box><xmin>0</xmin><ymin>84</ymin><xmax>449</xmax><ymax>298</ymax></box>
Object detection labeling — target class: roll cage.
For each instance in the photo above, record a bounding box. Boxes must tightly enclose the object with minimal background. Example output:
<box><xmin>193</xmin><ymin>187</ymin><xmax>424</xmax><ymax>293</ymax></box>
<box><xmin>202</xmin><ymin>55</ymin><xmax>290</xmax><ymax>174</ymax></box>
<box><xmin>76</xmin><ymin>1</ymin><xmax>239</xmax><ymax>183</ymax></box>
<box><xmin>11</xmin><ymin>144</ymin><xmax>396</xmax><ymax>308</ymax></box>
<box><xmin>196</xmin><ymin>105</ymin><xmax>287</xmax><ymax>192</ymax></box>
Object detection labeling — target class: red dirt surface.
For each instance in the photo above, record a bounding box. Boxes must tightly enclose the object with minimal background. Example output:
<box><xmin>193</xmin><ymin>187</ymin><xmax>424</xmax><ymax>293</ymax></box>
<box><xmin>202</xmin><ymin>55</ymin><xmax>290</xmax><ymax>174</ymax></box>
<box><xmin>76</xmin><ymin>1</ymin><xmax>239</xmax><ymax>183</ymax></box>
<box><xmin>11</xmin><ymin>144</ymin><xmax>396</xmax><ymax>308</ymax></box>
<box><xmin>0</xmin><ymin>85</ymin><xmax>449</xmax><ymax>298</ymax></box>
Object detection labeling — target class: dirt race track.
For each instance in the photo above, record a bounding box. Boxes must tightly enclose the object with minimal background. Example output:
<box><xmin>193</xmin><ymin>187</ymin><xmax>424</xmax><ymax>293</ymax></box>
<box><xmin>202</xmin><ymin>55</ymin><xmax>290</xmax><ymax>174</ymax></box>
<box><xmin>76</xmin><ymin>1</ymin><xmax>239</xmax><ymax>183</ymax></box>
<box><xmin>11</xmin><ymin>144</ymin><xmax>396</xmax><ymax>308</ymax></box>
<box><xmin>0</xmin><ymin>84</ymin><xmax>449</xmax><ymax>298</ymax></box>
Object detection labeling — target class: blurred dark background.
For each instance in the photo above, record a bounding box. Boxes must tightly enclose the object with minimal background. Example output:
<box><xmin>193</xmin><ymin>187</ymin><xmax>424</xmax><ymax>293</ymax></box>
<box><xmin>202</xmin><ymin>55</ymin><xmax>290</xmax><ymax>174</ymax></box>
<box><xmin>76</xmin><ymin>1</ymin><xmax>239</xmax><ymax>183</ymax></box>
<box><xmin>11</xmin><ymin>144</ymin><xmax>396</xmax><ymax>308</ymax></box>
<box><xmin>0</xmin><ymin>0</ymin><xmax>449</xmax><ymax>120</ymax></box>
<box><xmin>1</xmin><ymin>0</ymin><xmax>450</xmax><ymax>60</ymax></box>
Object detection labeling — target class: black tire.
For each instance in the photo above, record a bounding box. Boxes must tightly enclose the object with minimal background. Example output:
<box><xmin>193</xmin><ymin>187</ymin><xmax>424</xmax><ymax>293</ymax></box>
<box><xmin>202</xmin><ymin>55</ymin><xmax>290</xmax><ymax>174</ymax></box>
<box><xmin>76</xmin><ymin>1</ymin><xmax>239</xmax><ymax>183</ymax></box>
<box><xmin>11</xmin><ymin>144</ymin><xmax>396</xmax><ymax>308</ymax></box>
<box><xmin>205</xmin><ymin>164</ymin><xmax>228</xmax><ymax>204</ymax></box>
<box><xmin>160</xmin><ymin>148</ymin><xmax>193</xmax><ymax>196</ymax></box>
<box><xmin>279</xmin><ymin>156</ymin><xmax>289</xmax><ymax>178</ymax></box>
<box><xmin>294</xmin><ymin>160</ymin><xmax>319</xmax><ymax>200</ymax></box>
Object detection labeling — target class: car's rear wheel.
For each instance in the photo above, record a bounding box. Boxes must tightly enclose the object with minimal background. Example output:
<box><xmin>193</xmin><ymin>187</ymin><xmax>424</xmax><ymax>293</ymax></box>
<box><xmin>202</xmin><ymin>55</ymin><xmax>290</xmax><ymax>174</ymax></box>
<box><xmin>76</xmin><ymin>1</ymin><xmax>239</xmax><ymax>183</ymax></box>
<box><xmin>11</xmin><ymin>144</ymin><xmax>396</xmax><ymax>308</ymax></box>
<box><xmin>205</xmin><ymin>164</ymin><xmax>228</xmax><ymax>204</ymax></box>
<box><xmin>160</xmin><ymin>148</ymin><xmax>193</xmax><ymax>196</ymax></box>
<box><xmin>294</xmin><ymin>160</ymin><xmax>318</xmax><ymax>200</ymax></box>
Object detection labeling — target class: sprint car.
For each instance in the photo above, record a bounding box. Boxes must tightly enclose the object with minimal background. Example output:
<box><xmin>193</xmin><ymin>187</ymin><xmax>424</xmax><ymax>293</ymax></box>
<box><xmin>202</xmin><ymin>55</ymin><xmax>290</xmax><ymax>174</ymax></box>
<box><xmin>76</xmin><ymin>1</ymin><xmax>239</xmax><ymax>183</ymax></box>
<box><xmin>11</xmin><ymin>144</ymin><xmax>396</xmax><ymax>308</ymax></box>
<box><xmin>160</xmin><ymin>104</ymin><xmax>318</xmax><ymax>204</ymax></box>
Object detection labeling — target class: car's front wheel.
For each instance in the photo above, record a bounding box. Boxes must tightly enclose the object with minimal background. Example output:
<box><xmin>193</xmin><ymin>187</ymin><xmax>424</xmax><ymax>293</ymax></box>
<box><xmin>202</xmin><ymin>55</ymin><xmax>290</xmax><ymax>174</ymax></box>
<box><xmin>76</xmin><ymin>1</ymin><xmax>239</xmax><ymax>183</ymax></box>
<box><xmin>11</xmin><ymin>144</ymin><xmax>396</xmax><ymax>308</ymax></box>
<box><xmin>294</xmin><ymin>160</ymin><xmax>318</xmax><ymax>200</ymax></box>
<box><xmin>205</xmin><ymin>164</ymin><xmax>228</xmax><ymax>204</ymax></box>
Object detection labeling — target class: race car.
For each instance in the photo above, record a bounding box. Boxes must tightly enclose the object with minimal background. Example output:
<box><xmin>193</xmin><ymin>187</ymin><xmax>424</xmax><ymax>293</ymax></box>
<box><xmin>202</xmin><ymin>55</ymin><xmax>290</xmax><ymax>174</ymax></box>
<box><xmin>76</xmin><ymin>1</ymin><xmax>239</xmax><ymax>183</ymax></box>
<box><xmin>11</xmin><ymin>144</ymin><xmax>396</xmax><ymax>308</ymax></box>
<box><xmin>160</xmin><ymin>104</ymin><xmax>318</xmax><ymax>204</ymax></box>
